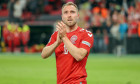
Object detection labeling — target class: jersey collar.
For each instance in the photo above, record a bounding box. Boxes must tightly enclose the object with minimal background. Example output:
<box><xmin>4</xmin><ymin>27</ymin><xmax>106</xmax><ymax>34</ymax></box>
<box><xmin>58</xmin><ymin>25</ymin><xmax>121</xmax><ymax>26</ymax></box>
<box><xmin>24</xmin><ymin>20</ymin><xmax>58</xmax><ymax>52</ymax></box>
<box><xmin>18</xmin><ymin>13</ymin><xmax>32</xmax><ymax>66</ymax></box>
<box><xmin>67</xmin><ymin>26</ymin><xmax>80</xmax><ymax>34</ymax></box>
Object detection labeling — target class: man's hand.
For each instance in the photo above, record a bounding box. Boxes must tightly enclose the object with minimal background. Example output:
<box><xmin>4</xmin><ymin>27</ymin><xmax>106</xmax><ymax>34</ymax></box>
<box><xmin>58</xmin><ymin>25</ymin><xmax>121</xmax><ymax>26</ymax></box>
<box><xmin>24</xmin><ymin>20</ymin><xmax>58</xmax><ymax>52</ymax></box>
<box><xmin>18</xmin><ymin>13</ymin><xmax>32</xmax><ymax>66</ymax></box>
<box><xmin>56</xmin><ymin>21</ymin><xmax>67</xmax><ymax>39</ymax></box>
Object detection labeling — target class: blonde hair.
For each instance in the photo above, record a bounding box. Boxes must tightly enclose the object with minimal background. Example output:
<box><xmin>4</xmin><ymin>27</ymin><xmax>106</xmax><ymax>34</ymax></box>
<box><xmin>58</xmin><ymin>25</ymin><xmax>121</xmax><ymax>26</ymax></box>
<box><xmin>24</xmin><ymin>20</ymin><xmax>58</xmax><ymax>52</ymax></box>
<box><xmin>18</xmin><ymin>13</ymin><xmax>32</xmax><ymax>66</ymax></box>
<box><xmin>62</xmin><ymin>2</ymin><xmax>78</xmax><ymax>12</ymax></box>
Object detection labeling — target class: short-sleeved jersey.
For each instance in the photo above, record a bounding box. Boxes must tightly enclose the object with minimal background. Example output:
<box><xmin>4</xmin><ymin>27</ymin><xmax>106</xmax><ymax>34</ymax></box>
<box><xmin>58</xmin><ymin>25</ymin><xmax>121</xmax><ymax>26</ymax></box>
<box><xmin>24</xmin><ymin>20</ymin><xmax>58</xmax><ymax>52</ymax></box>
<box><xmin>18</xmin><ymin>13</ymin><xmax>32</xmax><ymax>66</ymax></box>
<box><xmin>46</xmin><ymin>27</ymin><xmax>94</xmax><ymax>84</ymax></box>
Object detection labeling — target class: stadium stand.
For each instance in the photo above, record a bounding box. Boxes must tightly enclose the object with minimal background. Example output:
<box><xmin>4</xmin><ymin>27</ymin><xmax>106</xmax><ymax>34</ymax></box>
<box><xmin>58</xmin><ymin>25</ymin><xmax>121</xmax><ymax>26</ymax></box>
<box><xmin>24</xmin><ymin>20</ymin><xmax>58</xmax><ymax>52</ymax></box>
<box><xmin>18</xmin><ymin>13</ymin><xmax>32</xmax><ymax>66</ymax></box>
<box><xmin>0</xmin><ymin>0</ymin><xmax>140</xmax><ymax>54</ymax></box>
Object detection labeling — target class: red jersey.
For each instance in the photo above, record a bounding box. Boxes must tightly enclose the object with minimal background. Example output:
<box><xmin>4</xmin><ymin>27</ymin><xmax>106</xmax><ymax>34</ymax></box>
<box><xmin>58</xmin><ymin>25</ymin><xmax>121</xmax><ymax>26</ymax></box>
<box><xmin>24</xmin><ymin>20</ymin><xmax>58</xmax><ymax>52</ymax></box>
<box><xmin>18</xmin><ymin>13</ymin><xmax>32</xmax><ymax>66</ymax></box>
<box><xmin>46</xmin><ymin>27</ymin><xmax>94</xmax><ymax>84</ymax></box>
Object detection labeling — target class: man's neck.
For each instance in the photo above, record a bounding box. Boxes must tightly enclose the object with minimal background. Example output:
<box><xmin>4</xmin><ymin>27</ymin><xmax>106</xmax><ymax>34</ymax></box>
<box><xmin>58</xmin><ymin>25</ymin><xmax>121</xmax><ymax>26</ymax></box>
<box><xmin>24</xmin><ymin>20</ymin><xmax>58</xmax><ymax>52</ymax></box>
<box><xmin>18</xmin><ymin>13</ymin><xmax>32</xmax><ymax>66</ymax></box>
<box><xmin>66</xmin><ymin>24</ymin><xmax>78</xmax><ymax>33</ymax></box>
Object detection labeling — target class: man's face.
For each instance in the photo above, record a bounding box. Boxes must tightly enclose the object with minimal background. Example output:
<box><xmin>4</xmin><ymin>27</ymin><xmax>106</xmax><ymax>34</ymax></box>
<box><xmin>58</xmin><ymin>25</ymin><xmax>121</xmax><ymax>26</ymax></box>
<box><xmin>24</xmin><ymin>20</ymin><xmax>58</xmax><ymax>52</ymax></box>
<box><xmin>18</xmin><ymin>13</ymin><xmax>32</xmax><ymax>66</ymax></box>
<box><xmin>62</xmin><ymin>5</ymin><xmax>79</xmax><ymax>27</ymax></box>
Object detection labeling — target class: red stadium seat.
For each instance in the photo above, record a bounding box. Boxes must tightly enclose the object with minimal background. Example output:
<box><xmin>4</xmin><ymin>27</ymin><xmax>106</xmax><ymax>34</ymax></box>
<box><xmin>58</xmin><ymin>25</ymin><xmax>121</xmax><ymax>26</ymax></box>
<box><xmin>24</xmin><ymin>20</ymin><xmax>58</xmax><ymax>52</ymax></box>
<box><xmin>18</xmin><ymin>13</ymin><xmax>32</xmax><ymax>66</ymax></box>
<box><xmin>0</xmin><ymin>10</ymin><xmax>9</xmax><ymax>17</ymax></box>
<box><xmin>44</xmin><ymin>5</ymin><xmax>53</xmax><ymax>14</ymax></box>
<box><xmin>22</xmin><ymin>12</ymin><xmax>32</xmax><ymax>20</ymax></box>
<box><xmin>50</xmin><ymin>9</ymin><xmax>61</xmax><ymax>15</ymax></box>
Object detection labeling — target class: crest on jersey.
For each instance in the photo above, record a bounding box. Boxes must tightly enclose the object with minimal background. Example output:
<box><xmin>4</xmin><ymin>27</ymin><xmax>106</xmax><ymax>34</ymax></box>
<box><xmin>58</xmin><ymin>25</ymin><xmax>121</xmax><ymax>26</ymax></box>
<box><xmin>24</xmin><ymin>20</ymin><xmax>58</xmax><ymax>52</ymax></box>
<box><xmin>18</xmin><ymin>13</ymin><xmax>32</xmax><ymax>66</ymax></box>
<box><xmin>70</xmin><ymin>35</ymin><xmax>77</xmax><ymax>44</ymax></box>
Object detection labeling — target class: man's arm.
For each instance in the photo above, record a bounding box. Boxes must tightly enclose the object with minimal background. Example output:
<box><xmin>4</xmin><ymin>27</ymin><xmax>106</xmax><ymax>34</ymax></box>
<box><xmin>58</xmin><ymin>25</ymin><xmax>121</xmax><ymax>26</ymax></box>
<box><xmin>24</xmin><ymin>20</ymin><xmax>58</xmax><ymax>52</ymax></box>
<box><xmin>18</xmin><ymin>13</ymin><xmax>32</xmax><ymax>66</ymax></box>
<box><xmin>41</xmin><ymin>41</ymin><xmax>58</xmax><ymax>59</ymax></box>
<box><xmin>62</xmin><ymin>36</ymin><xmax>87</xmax><ymax>61</ymax></box>
<box><xmin>57</xmin><ymin>21</ymin><xmax>87</xmax><ymax>61</ymax></box>
<box><xmin>41</xmin><ymin>32</ymin><xmax>61</xmax><ymax>59</ymax></box>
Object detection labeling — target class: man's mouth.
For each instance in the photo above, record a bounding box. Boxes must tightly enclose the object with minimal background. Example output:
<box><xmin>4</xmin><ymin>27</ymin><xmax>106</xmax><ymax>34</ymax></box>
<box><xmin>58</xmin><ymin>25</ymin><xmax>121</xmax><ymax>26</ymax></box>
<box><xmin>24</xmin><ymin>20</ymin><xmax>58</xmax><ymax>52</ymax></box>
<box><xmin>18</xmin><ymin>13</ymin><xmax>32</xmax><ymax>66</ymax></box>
<box><xmin>68</xmin><ymin>19</ymin><xmax>73</xmax><ymax>21</ymax></box>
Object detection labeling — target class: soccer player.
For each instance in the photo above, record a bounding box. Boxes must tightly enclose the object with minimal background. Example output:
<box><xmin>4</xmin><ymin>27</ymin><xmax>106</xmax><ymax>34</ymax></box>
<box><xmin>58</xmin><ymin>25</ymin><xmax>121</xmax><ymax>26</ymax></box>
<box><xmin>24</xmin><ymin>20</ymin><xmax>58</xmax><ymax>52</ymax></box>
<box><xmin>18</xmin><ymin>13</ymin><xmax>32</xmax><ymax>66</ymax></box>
<box><xmin>41</xmin><ymin>2</ymin><xmax>94</xmax><ymax>84</ymax></box>
<box><xmin>21</xmin><ymin>24</ymin><xmax>30</xmax><ymax>52</ymax></box>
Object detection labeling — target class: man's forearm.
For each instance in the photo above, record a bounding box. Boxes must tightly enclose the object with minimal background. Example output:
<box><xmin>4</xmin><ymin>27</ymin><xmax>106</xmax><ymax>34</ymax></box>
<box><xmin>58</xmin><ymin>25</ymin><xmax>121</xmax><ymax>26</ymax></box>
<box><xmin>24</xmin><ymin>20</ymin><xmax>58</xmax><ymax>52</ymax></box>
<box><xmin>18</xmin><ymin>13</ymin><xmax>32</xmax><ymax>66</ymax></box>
<box><xmin>62</xmin><ymin>36</ymin><xmax>87</xmax><ymax>61</ymax></box>
<box><xmin>41</xmin><ymin>41</ymin><xmax>58</xmax><ymax>59</ymax></box>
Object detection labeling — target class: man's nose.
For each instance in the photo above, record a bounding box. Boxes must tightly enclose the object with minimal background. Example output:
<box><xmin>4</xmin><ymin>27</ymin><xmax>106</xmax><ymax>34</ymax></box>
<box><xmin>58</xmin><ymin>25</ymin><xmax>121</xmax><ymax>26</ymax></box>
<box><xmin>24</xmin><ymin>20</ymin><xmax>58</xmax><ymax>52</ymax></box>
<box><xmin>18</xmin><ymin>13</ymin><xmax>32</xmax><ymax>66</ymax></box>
<box><xmin>68</xmin><ymin>12</ymin><xmax>71</xmax><ymax>17</ymax></box>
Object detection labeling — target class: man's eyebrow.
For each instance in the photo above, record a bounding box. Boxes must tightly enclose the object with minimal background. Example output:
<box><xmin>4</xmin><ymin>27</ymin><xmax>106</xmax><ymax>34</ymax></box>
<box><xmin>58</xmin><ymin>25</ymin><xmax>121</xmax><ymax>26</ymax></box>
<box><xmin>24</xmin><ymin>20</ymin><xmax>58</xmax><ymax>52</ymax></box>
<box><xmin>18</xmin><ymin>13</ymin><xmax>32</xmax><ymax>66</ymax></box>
<box><xmin>63</xmin><ymin>10</ymin><xmax>68</xmax><ymax>12</ymax></box>
<box><xmin>71</xmin><ymin>10</ymin><xmax>76</xmax><ymax>12</ymax></box>
<box><xmin>63</xmin><ymin>9</ymin><xmax>77</xmax><ymax>13</ymax></box>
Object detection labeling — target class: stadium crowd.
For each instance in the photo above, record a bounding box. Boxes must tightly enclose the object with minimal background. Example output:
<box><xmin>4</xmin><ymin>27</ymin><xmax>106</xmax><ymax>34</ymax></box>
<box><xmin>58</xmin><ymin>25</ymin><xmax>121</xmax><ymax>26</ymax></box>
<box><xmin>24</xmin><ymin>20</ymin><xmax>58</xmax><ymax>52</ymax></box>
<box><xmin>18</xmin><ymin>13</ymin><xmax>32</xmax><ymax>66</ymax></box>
<box><xmin>0</xmin><ymin>0</ymin><xmax>140</xmax><ymax>53</ymax></box>
<box><xmin>0</xmin><ymin>0</ymin><xmax>140</xmax><ymax>35</ymax></box>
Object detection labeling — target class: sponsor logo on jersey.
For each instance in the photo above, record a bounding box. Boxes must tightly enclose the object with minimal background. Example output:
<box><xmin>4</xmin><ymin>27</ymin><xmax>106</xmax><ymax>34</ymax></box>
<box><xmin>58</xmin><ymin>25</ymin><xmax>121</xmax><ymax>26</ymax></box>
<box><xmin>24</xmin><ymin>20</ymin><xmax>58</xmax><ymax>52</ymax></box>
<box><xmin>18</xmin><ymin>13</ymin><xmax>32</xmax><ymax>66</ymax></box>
<box><xmin>70</xmin><ymin>35</ymin><xmax>77</xmax><ymax>44</ymax></box>
<box><xmin>82</xmin><ymin>41</ymin><xmax>91</xmax><ymax>47</ymax></box>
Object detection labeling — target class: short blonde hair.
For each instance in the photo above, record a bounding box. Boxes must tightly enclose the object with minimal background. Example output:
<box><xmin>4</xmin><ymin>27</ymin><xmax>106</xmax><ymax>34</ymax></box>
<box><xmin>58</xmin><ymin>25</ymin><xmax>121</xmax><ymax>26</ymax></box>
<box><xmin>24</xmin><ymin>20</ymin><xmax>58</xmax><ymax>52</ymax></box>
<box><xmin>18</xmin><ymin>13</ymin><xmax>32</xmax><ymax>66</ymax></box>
<box><xmin>62</xmin><ymin>2</ymin><xmax>78</xmax><ymax>12</ymax></box>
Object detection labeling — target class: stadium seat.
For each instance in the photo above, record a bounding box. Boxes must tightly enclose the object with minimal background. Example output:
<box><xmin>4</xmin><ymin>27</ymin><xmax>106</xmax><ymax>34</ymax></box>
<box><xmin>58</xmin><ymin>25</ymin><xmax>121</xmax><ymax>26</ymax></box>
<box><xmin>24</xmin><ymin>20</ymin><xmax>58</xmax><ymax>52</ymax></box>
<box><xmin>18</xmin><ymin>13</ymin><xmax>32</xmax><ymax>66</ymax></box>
<box><xmin>0</xmin><ymin>10</ymin><xmax>9</xmax><ymax>17</ymax></box>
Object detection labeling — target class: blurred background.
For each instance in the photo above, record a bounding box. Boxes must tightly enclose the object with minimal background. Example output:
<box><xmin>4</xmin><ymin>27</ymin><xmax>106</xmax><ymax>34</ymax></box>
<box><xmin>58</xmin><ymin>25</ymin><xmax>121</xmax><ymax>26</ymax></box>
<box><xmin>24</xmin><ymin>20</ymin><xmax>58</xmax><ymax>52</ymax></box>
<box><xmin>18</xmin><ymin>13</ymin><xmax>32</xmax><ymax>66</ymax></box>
<box><xmin>0</xmin><ymin>0</ymin><xmax>140</xmax><ymax>55</ymax></box>
<box><xmin>0</xmin><ymin>0</ymin><xmax>140</xmax><ymax>84</ymax></box>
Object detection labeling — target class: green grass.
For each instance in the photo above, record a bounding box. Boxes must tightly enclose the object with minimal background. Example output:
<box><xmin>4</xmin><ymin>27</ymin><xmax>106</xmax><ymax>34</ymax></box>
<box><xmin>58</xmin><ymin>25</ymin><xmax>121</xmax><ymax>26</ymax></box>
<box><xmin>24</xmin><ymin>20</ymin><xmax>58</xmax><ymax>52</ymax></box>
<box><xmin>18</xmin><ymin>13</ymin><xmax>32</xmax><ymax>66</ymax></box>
<box><xmin>0</xmin><ymin>53</ymin><xmax>140</xmax><ymax>84</ymax></box>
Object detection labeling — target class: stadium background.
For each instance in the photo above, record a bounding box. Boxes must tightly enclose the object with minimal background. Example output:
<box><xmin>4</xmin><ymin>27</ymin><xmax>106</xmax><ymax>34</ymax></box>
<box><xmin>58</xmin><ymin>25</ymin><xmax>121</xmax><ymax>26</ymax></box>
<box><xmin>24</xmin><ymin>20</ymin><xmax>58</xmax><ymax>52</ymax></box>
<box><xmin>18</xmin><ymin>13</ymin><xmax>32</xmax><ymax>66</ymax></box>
<box><xmin>0</xmin><ymin>0</ymin><xmax>140</xmax><ymax>84</ymax></box>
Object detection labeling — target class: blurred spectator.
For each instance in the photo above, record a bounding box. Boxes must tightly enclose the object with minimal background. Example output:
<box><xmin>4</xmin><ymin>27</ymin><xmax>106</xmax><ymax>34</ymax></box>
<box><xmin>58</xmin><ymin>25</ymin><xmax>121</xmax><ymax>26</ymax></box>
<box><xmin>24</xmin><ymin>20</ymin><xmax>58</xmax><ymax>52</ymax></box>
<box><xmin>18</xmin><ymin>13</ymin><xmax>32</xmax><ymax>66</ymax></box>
<box><xmin>104</xmin><ymin>17</ymin><xmax>112</xmax><ymax>33</ymax></box>
<box><xmin>127</xmin><ymin>14</ymin><xmax>138</xmax><ymax>37</ymax></box>
<box><xmin>122</xmin><ymin>0</ymin><xmax>128</xmax><ymax>13</ymax></box>
<box><xmin>109</xmin><ymin>2</ymin><xmax>116</xmax><ymax>13</ymax></box>
<box><xmin>89</xmin><ymin>0</ymin><xmax>99</xmax><ymax>9</ymax></box>
<box><xmin>100</xmin><ymin>3</ymin><xmax>109</xmax><ymax>19</ymax></box>
<box><xmin>92</xmin><ymin>6</ymin><xmax>100</xmax><ymax>14</ymax></box>
<box><xmin>135</xmin><ymin>1</ymin><xmax>140</xmax><ymax>12</ymax></box>
<box><xmin>110</xmin><ymin>21</ymin><xmax>120</xmax><ymax>41</ymax></box>
<box><xmin>27</xmin><ymin>0</ymin><xmax>37</xmax><ymax>14</ymax></box>
<box><xmin>119</xmin><ymin>13</ymin><xmax>128</xmax><ymax>40</ymax></box>
<box><xmin>7</xmin><ymin>0</ymin><xmax>15</xmax><ymax>22</ymax></box>
<box><xmin>103</xmin><ymin>29</ymin><xmax>109</xmax><ymax>52</ymax></box>
<box><xmin>120</xmin><ymin>7</ymin><xmax>128</xmax><ymax>18</ymax></box>
<box><xmin>110</xmin><ymin>14</ymin><xmax>120</xmax><ymax>55</ymax></box>
<box><xmin>78</xmin><ymin>9</ymin><xmax>90</xmax><ymax>29</ymax></box>
<box><xmin>91</xmin><ymin>12</ymin><xmax>102</xmax><ymax>33</ymax></box>
<box><xmin>94</xmin><ymin>29</ymin><xmax>104</xmax><ymax>52</ymax></box>
<box><xmin>19</xmin><ymin>0</ymin><xmax>26</xmax><ymax>9</ymax></box>
<box><xmin>77</xmin><ymin>1</ymin><xmax>91</xmax><ymax>29</ymax></box>
<box><xmin>112</xmin><ymin>10</ymin><xmax>119</xmax><ymax>24</ymax></box>
<box><xmin>117</xmin><ymin>13</ymin><xmax>128</xmax><ymax>55</ymax></box>
<box><xmin>13</xmin><ymin>0</ymin><xmax>24</xmax><ymax>23</ymax></box>
<box><xmin>36</xmin><ymin>0</ymin><xmax>44</xmax><ymax>15</ymax></box>
<box><xmin>138</xmin><ymin>21</ymin><xmax>140</xmax><ymax>37</ymax></box>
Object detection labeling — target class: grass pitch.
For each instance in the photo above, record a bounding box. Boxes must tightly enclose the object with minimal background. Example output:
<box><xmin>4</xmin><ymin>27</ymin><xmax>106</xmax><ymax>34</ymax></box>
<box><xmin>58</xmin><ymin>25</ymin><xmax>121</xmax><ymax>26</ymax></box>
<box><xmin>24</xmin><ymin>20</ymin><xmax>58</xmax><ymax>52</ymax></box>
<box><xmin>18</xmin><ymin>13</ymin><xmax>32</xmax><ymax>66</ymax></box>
<box><xmin>0</xmin><ymin>53</ymin><xmax>140</xmax><ymax>84</ymax></box>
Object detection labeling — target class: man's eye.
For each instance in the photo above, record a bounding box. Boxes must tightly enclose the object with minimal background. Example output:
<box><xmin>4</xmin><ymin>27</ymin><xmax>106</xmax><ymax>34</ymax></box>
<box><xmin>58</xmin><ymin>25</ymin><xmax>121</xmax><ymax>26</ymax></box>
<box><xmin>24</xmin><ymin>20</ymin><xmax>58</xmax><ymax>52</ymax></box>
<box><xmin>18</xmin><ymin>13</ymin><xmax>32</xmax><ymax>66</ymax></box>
<box><xmin>71</xmin><ymin>11</ymin><xmax>75</xmax><ymax>13</ymax></box>
<box><xmin>64</xmin><ymin>11</ymin><xmax>67</xmax><ymax>14</ymax></box>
